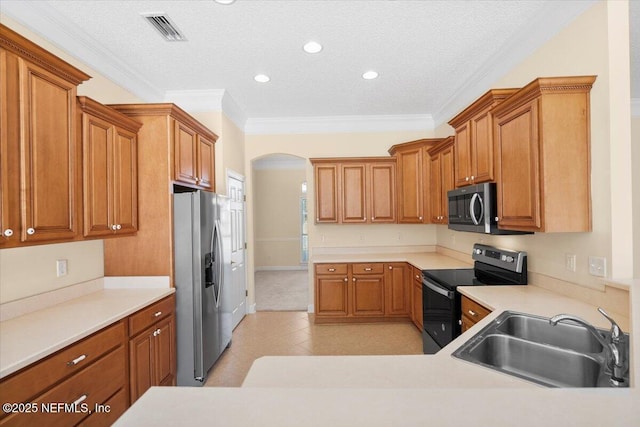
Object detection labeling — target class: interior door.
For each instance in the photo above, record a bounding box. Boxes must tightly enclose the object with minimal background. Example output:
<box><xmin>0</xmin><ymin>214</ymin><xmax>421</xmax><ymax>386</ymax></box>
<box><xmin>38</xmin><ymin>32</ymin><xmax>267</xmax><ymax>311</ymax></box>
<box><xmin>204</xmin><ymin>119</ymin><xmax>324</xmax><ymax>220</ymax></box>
<box><xmin>228</xmin><ymin>173</ymin><xmax>247</xmax><ymax>329</ymax></box>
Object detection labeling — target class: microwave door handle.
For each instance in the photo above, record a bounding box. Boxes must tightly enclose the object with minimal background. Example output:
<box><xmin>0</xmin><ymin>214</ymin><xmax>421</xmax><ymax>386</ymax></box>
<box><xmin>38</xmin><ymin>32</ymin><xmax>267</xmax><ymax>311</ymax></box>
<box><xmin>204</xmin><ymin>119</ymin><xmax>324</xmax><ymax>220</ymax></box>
<box><xmin>423</xmin><ymin>278</ymin><xmax>453</xmax><ymax>299</ymax></box>
<box><xmin>470</xmin><ymin>193</ymin><xmax>483</xmax><ymax>226</ymax></box>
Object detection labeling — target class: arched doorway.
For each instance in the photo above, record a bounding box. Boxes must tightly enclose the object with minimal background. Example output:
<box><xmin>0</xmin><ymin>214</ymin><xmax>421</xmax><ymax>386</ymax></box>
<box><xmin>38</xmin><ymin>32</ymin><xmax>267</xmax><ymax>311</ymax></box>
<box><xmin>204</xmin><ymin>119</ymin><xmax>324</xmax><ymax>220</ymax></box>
<box><xmin>251</xmin><ymin>154</ymin><xmax>308</xmax><ymax>311</ymax></box>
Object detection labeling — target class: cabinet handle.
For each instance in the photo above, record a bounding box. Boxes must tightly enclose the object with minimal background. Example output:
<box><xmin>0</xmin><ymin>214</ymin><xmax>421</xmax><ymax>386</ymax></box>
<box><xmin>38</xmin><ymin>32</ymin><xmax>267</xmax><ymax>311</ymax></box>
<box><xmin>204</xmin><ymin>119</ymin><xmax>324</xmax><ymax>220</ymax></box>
<box><xmin>26</xmin><ymin>228</ymin><xmax>35</xmax><ymax>235</ymax></box>
<box><xmin>116</xmin><ymin>224</ymin><xmax>122</xmax><ymax>230</ymax></box>
<box><xmin>195</xmin><ymin>176</ymin><xmax>200</xmax><ymax>182</ymax></box>
<box><xmin>389</xmin><ymin>266</ymin><xmax>393</xmax><ymax>270</ymax></box>
<box><xmin>154</xmin><ymin>311</ymin><xmax>163</xmax><ymax>317</ymax></box>
<box><xmin>2</xmin><ymin>229</ymin><xmax>13</xmax><ymax>237</ymax></box>
<box><xmin>371</xmin><ymin>216</ymin><xmax>374</xmax><ymax>221</ymax></box>
<box><xmin>153</xmin><ymin>328</ymin><xmax>161</xmax><ymax>337</ymax></box>
<box><xmin>364</xmin><ymin>267</ymin><xmax>372</xmax><ymax>271</ymax></box>
<box><xmin>328</xmin><ymin>268</ymin><xmax>336</xmax><ymax>272</ymax></box>
<box><xmin>66</xmin><ymin>354</ymin><xmax>87</xmax><ymax>366</ymax></box>
<box><xmin>316</xmin><ymin>218</ymin><xmax>320</xmax><ymax>221</ymax></box>
<box><xmin>419</xmin><ymin>216</ymin><xmax>423</xmax><ymax>220</ymax></box>
<box><xmin>72</xmin><ymin>394</ymin><xmax>88</xmax><ymax>406</ymax></box>
<box><xmin>415</xmin><ymin>275</ymin><xmax>420</xmax><ymax>280</ymax></box>
<box><xmin>111</xmin><ymin>224</ymin><xmax>117</xmax><ymax>231</ymax></box>
<box><xmin>471</xmin><ymin>175</ymin><xmax>475</xmax><ymax>181</ymax></box>
<box><xmin>465</xmin><ymin>176</ymin><xmax>470</xmax><ymax>182</ymax></box>
<box><xmin>344</xmin><ymin>277</ymin><xmax>348</xmax><ymax>282</ymax></box>
<box><xmin>468</xmin><ymin>310</ymin><xmax>477</xmax><ymax>317</ymax></box>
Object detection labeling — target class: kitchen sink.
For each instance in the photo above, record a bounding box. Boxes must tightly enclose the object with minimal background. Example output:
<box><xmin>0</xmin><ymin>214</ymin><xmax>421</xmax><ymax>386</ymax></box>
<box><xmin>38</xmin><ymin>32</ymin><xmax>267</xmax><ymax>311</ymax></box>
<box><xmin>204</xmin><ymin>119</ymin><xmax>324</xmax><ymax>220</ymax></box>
<box><xmin>495</xmin><ymin>312</ymin><xmax>603</xmax><ymax>353</ymax></box>
<box><xmin>453</xmin><ymin>311</ymin><xmax>629</xmax><ymax>387</ymax></box>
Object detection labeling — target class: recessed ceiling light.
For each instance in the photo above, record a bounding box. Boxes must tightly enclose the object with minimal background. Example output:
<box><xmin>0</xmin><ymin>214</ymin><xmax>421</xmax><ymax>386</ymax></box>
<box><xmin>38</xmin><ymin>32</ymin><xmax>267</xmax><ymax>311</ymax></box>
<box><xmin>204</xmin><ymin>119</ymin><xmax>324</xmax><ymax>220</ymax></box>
<box><xmin>214</xmin><ymin>0</ymin><xmax>236</xmax><ymax>4</ymax></box>
<box><xmin>362</xmin><ymin>71</ymin><xmax>379</xmax><ymax>80</ymax></box>
<box><xmin>254</xmin><ymin>74</ymin><xmax>270</xmax><ymax>83</ymax></box>
<box><xmin>303</xmin><ymin>41</ymin><xmax>323</xmax><ymax>54</ymax></box>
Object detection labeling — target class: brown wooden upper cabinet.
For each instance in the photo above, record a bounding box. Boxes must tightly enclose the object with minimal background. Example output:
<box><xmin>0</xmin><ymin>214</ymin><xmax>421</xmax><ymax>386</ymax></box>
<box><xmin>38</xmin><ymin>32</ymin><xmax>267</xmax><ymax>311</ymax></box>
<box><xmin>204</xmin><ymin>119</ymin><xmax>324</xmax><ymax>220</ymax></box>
<box><xmin>426</xmin><ymin>137</ymin><xmax>455</xmax><ymax>224</ymax></box>
<box><xmin>448</xmin><ymin>89</ymin><xmax>518</xmax><ymax>188</ymax></box>
<box><xmin>78</xmin><ymin>96</ymin><xmax>142</xmax><ymax>238</ymax></box>
<box><xmin>311</xmin><ymin>158</ymin><xmax>396</xmax><ymax>224</ymax></box>
<box><xmin>0</xmin><ymin>24</ymin><xmax>91</xmax><ymax>248</ymax></box>
<box><xmin>388</xmin><ymin>138</ymin><xmax>441</xmax><ymax>223</ymax></box>
<box><xmin>492</xmin><ymin>76</ymin><xmax>596</xmax><ymax>232</ymax></box>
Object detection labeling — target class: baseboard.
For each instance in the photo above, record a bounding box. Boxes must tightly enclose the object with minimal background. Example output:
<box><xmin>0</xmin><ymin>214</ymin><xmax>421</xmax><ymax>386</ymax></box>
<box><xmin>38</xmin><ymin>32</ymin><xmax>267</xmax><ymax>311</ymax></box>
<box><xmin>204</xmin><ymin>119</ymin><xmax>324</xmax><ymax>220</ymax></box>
<box><xmin>255</xmin><ymin>266</ymin><xmax>309</xmax><ymax>271</ymax></box>
<box><xmin>248</xmin><ymin>303</ymin><xmax>257</xmax><ymax>314</ymax></box>
<box><xmin>307</xmin><ymin>304</ymin><xmax>314</xmax><ymax>313</ymax></box>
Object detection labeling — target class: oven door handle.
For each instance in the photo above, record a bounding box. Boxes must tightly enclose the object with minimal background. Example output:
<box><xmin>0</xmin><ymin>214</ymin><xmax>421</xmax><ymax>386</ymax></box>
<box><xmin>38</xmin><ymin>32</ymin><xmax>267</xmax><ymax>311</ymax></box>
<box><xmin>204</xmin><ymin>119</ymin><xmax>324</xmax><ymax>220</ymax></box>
<box><xmin>423</xmin><ymin>278</ymin><xmax>454</xmax><ymax>299</ymax></box>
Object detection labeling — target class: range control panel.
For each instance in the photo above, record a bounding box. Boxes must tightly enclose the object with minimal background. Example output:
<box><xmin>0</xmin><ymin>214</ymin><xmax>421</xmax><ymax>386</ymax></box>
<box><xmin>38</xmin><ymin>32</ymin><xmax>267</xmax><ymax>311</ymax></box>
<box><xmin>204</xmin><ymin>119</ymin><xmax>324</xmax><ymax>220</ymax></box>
<box><xmin>472</xmin><ymin>244</ymin><xmax>527</xmax><ymax>273</ymax></box>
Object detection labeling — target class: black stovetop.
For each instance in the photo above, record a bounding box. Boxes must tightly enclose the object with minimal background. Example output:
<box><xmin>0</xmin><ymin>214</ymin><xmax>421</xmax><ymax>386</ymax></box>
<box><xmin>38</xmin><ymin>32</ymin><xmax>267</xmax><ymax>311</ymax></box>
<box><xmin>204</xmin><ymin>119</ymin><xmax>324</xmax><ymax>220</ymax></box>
<box><xmin>422</xmin><ymin>263</ymin><xmax>527</xmax><ymax>291</ymax></box>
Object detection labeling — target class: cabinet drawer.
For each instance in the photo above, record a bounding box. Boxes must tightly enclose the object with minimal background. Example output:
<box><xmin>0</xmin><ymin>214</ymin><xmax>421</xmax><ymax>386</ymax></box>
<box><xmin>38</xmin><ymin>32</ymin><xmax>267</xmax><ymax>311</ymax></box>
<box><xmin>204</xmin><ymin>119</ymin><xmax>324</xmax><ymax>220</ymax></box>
<box><xmin>129</xmin><ymin>295</ymin><xmax>175</xmax><ymax>337</ymax></box>
<box><xmin>314</xmin><ymin>263</ymin><xmax>348</xmax><ymax>275</ymax></box>
<box><xmin>461</xmin><ymin>296</ymin><xmax>491</xmax><ymax>323</ymax></box>
<box><xmin>1</xmin><ymin>347</ymin><xmax>126</xmax><ymax>427</ymax></box>
<box><xmin>77</xmin><ymin>387</ymin><xmax>128</xmax><ymax>427</ymax></box>
<box><xmin>0</xmin><ymin>321</ymin><xmax>125</xmax><ymax>407</ymax></box>
<box><xmin>412</xmin><ymin>267</ymin><xmax>422</xmax><ymax>283</ymax></box>
<box><xmin>351</xmin><ymin>263</ymin><xmax>384</xmax><ymax>274</ymax></box>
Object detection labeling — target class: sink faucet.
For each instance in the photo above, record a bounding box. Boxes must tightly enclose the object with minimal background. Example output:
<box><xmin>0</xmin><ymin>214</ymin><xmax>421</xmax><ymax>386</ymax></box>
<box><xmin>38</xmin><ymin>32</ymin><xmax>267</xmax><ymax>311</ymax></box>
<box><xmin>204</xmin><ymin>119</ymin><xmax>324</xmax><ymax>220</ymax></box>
<box><xmin>549</xmin><ymin>307</ymin><xmax>627</xmax><ymax>386</ymax></box>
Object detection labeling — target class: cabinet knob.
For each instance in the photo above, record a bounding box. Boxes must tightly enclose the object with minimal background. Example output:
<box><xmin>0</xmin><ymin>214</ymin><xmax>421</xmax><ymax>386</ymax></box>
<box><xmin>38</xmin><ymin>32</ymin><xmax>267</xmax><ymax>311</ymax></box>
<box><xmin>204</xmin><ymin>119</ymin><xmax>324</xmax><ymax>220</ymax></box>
<box><xmin>116</xmin><ymin>224</ymin><xmax>122</xmax><ymax>230</ymax></box>
<box><xmin>2</xmin><ymin>229</ymin><xmax>13</xmax><ymax>237</ymax></box>
<box><xmin>195</xmin><ymin>176</ymin><xmax>200</xmax><ymax>182</ymax></box>
<box><xmin>352</xmin><ymin>277</ymin><xmax>356</xmax><ymax>282</ymax></box>
<box><xmin>344</xmin><ymin>277</ymin><xmax>348</xmax><ymax>282</ymax></box>
<box><xmin>419</xmin><ymin>216</ymin><xmax>423</xmax><ymax>221</ymax></box>
<box><xmin>389</xmin><ymin>266</ymin><xmax>393</xmax><ymax>270</ymax></box>
<box><xmin>26</xmin><ymin>228</ymin><xmax>35</xmax><ymax>235</ymax></box>
<box><xmin>316</xmin><ymin>218</ymin><xmax>320</xmax><ymax>221</ymax></box>
<box><xmin>111</xmin><ymin>224</ymin><xmax>118</xmax><ymax>231</ymax></box>
<box><xmin>465</xmin><ymin>176</ymin><xmax>470</xmax><ymax>181</ymax></box>
<box><xmin>415</xmin><ymin>275</ymin><xmax>420</xmax><ymax>280</ymax></box>
<box><xmin>371</xmin><ymin>217</ymin><xmax>374</xmax><ymax>221</ymax></box>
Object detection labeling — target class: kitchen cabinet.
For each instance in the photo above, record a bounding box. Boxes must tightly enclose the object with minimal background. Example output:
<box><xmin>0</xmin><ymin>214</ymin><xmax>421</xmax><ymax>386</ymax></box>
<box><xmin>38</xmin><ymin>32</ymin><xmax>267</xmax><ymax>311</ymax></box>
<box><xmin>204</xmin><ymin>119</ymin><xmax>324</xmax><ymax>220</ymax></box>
<box><xmin>388</xmin><ymin>139</ymin><xmax>441</xmax><ymax>223</ymax></box>
<box><xmin>129</xmin><ymin>295</ymin><xmax>176</xmax><ymax>404</ymax></box>
<box><xmin>492</xmin><ymin>76</ymin><xmax>596</xmax><ymax>232</ymax></box>
<box><xmin>351</xmin><ymin>264</ymin><xmax>385</xmax><ymax>316</ymax></box>
<box><xmin>411</xmin><ymin>267</ymin><xmax>423</xmax><ymax>331</ymax></box>
<box><xmin>0</xmin><ymin>322</ymin><xmax>127</xmax><ymax>426</ymax></box>
<box><xmin>314</xmin><ymin>262</ymin><xmax>412</xmax><ymax>323</ymax></box>
<box><xmin>78</xmin><ymin>96</ymin><xmax>141</xmax><ymax>238</ymax></box>
<box><xmin>384</xmin><ymin>263</ymin><xmax>410</xmax><ymax>316</ymax></box>
<box><xmin>0</xmin><ymin>24</ymin><xmax>90</xmax><ymax>248</ymax></box>
<box><xmin>103</xmin><ymin>104</ymin><xmax>218</xmax><ymax>282</ymax></box>
<box><xmin>311</xmin><ymin>158</ymin><xmax>396</xmax><ymax>224</ymax></box>
<box><xmin>448</xmin><ymin>89</ymin><xmax>518</xmax><ymax>188</ymax></box>
<box><xmin>460</xmin><ymin>295</ymin><xmax>491</xmax><ymax>332</ymax></box>
<box><xmin>426</xmin><ymin>137</ymin><xmax>455</xmax><ymax>224</ymax></box>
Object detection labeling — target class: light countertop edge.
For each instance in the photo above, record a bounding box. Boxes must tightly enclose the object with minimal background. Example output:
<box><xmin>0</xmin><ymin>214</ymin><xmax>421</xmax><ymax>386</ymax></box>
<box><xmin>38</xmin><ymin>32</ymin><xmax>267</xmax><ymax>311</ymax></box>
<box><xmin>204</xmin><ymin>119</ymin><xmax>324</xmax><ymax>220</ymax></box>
<box><xmin>0</xmin><ymin>287</ymin><xmax>175</xmax><ymax>379</ymax></box>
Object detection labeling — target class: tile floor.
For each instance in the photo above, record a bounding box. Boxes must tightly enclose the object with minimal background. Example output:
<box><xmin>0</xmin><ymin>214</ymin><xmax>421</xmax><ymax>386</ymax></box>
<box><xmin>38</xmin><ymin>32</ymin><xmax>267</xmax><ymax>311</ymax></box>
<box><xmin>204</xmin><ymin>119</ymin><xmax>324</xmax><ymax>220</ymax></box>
<box><xmin>204</xmin><ymin>311</ymin><xmax>423</xmax><ymax>387</ymax></box>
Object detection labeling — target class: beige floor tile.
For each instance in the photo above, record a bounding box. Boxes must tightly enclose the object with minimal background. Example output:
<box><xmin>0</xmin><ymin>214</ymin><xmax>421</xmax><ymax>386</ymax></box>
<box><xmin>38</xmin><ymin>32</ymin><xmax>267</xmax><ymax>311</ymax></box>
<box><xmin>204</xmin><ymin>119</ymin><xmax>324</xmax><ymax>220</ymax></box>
<box><xmin>203</xmin><ymin>311</ymin><xmax>422</xmax><ymax>387</ymax></box>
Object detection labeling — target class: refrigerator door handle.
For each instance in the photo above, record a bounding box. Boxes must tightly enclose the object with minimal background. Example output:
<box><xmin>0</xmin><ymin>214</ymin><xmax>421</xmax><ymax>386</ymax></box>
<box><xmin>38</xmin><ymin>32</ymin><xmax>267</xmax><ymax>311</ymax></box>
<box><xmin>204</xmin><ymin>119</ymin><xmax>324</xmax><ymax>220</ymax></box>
<box><xmin>213</xmin><ymin>219</ymin><xmax>224</xmax><ymax>308</ymax></box>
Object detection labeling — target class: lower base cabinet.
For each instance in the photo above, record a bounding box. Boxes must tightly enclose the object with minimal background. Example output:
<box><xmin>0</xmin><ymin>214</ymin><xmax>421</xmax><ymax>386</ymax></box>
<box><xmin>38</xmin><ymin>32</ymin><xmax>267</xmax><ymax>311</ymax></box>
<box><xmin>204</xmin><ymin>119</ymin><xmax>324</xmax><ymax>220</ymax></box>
<box><xmin>315</xmin><ymin>262</ymin><xmax>411</xmax><ymax>323</ymax></box>
<box><xmin>0</xmin><ymin>295</ymin><xmax>176</xmax><ymax>426</ymax></box>
<box><xmin>460</xmin><ymin>295</ymin><xmax>491</xmax><ymax>332</ymax></box>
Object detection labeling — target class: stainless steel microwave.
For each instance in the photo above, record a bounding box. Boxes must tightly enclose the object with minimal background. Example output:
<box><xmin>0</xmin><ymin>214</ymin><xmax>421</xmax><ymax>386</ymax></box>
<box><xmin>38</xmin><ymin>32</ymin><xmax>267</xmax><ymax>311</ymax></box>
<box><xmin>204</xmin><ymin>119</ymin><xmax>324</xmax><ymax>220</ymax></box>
<box><xmin>447</xmin><ymin>183</ymin><xmax>530</xmax><ymax>235</ymax></box>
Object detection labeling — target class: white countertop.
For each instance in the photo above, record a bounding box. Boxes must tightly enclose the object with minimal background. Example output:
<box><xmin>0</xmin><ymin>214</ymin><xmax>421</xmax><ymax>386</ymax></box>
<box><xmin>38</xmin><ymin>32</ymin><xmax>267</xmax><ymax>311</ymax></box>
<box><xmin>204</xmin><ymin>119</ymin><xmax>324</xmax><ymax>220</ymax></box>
<box><xmin>312</xmin><ymin>251</ymin><xmax>472</xmax><ymax>270</ymax></box>
<box><xmin>113</xmin><ymin>268</ymin><xmax>639</xmax><ymax>426</ymax></box>
<box><xmin>0</xmin><ymin>286</ymin><xmax>174</xmax><ymax>378</ymax></box>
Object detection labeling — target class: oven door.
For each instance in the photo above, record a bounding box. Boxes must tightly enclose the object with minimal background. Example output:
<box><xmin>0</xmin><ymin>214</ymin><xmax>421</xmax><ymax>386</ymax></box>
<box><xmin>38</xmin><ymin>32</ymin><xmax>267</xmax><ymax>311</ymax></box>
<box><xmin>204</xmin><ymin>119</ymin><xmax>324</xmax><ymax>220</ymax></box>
<box><xmin>422</xmin><ymin>277</ymin><xmax>457</xmax><ymax>353</ymax></box>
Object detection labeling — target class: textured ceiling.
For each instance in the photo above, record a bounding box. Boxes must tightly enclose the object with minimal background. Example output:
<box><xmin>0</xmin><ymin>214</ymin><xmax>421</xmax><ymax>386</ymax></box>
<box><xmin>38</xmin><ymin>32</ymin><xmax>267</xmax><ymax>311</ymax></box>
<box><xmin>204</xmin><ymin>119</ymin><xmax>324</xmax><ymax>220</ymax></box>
<box><xmin>1</xmin><ymin>0</ymin><xmax>636</xmax><ymax>123</ymax></box>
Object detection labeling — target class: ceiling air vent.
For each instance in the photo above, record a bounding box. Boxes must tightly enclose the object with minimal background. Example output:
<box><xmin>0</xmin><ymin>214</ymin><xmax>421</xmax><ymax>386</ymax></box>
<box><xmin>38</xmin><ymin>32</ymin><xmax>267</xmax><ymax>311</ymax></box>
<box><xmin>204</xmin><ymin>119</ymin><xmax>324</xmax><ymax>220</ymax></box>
<box><xmin>142</xmin><ymin>13</ymin><xmax>187</xmax><ymax>41</ymax></box>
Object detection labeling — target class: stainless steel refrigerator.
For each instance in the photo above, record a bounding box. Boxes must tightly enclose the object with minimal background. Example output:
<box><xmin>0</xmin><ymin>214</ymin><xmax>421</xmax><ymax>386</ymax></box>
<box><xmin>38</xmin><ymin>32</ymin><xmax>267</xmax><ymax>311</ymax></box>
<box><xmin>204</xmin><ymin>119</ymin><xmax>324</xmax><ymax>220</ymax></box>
<box><xmin>173</xmin><ymin>190</ymin><xmax>232</xmax><ymax>386</ymax></box>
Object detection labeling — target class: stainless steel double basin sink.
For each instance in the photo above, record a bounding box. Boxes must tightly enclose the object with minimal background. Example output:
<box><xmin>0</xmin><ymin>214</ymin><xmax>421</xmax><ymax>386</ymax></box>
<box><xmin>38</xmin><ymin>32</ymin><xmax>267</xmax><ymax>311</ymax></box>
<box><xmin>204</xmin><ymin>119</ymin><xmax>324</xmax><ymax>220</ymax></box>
<box><xmin>452</xmin><ymin>311</ymin><xmax>629</xmax><ymax>387</ymax></box>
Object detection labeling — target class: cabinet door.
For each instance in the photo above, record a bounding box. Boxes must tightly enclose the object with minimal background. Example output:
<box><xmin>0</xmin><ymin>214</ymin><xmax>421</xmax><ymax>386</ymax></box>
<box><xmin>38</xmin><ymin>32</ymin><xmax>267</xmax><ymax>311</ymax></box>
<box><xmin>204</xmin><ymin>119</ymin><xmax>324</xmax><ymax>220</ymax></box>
<box><xmin>173</xmin><ymin>120</ymin><xmax>198</xmax><ymax>186</ymax></box>
<box><xmin>314</xmin><ymin>164</ymin><xmax>340</xmax><ymax>223</ymax></box>
<box><xmin>0</xmin><ymin>48</ymin><xmax>18</xmax><ymax>246</ymax></box>
<box><xmin>384</xmin><ymin>263</ymin><xmax>409</xmax><ymax>316</ymax></box>
<box><xmin>428</xmin><ymin>153</ymin><xmax>442</xmax><ymax>223</ymax></box>
<box><xmin>471</xmin><ymin>110</ymin><xmax>494</xmax><ymax>183</ymax></box>
<box><xmin>154</xmin><ymin>315</ymin><xmax>176</xmax><ymax>387</ymax></box>
<box><xmin>341</xmin><ymin>163</ymin><xmax>366</xmax><ymax>223</ymax></box>
<box><xmin>315</xmin><ymin>276</ymin><xmax>348</xmax><ymax>316</ymax></box>
<box><xmin>368</xmin><ymin>162</ymin><xmax>396</xmax><ymax>223</ymax></box>
<box><xmin>197</xmin><ymin>134</ymin><xmax>215</xmax><ymax>190</ymax></box>
<box><xmin>113</xmin><ymin>127</ymin><xmax>138</xmax><ymax>234</ymax></box>
<box><xmin>440</xmin><ymin>145</ymin><xmax>455</xmax><ymax>223</ymax></box>
<box><xmin>495</xmin><ymin>100</ymin><xmax>541</xmax><ymax>230</ymax></box>
<box><xmin>129</xmin><ymin>329</ymin><xmax>153</xmax><ymax>403</ymax></box>
<box><xmin>454</xmin><ymin>122</ymin><xmax>472</xmax><ymax>187</ymax></box>
<box><xmin>20</xmin><ymin>58</ymin><xmax>79</xmax><ymax>243</ymax></box>
<box><xmin>83</xmin><ymin>113</ymin><xmax>114</xmax><ymax>237</ymax></box>
<box><xmin>351</xmin><ymin>275</ymin><xmax>385</xmax><ymax>316</ymax></box>
<box><xmin>396</xmin><ymin>148</ymin><xmax>424</xmax><ymax>223</ymax></box>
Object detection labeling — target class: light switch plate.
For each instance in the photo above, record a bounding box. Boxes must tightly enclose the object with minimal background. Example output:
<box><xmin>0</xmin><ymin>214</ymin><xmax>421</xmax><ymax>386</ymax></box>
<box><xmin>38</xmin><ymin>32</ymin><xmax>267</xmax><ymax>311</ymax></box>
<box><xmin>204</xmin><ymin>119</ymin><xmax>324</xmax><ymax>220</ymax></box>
<box><xmin>588</xmin><ymin>256</ymin><xmax>606</xmax><ymax>277</ymax></box>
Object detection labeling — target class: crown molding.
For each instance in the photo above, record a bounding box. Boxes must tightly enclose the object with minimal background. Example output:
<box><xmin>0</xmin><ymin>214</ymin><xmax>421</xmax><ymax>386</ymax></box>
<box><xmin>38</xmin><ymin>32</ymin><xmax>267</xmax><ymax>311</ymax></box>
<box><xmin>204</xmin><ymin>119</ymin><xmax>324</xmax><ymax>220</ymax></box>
<box><xmin>1</xmin><ymin>1</ymin><xmax>164</xmax><ymax>102</ymax></box>
<box><xmin>164</xmin><ymin>89</ymin><xmax>247</xmax><ymax>130</ymax></box>
<box><xmin>245</xmin><ymin>114</ymin><xmax>434</xmax><ymax>135</ymax></box>
<box><xmin>632</xmin><ymin>99</ymin><xmax>640</xmax><ymax>117</ymax></box>
<box><xmin>432</xmin><ymin>0</ymin><xmax>597</xmax><ymax>127</ymax></box>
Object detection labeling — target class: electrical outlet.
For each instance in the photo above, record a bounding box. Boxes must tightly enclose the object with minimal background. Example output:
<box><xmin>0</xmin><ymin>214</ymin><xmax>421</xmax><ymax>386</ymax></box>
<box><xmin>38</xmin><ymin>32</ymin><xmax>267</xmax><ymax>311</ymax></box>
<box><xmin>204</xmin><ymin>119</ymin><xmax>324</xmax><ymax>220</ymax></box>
<box><xmin>56</xmin><ymin>259</ymin><xmax>68</xmax><ymax>277</ymax></box>
<box><xmin>588</xmin><ymin>256</ymin><xmax>606</xmax><ymax>277</ymax></box>
<box><xmin>565</xmin><ymin>254</ymin><xmax>576</xmax><ymax>272</ymax></box>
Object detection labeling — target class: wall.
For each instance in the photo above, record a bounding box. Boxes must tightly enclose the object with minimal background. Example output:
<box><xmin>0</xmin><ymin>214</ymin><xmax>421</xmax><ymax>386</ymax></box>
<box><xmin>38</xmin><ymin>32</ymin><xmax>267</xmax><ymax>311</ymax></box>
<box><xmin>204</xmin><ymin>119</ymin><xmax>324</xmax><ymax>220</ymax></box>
<box><xmin>435</xmin><ymin>1</ymin><xmax>633</xmax><ymax>289</ymax></box>
<box><xmin>633</xmin><ymin>115</ymin><xmax>640</xmax><ymax>278</ymax></box>
<box><xmin>253</xmin><ymin>167</ymin><xmax>306</xmax><ymax>268</ymax></box>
